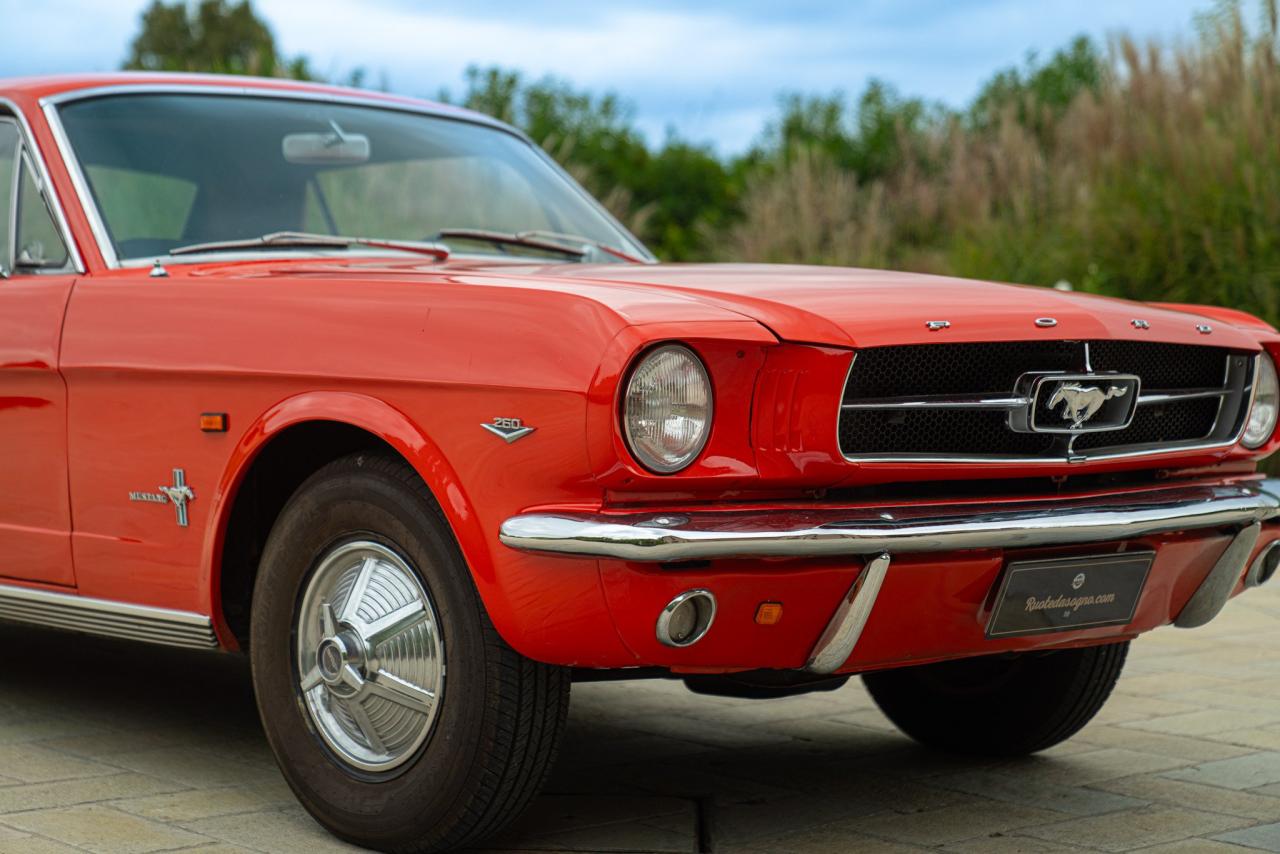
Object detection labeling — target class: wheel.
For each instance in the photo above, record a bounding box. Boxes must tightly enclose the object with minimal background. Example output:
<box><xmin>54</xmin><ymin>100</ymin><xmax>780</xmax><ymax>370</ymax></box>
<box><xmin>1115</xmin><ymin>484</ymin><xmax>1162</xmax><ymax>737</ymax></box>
<box><xmin>250</xmin><ymin>453</ymin><xmax>570</xmax><ymax>853</ymax></box>
<box><xmin>862</xmin><ymin>641</ymin><xmax>1128</xmax><ymax>756</ymax></box>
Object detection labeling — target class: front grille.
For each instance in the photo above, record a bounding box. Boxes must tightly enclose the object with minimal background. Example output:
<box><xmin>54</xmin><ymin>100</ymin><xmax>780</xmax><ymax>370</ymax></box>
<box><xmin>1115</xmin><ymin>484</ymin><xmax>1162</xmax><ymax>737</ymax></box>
<box><xmin>839</xmin><ymin>340</ymin><xmax>1254</xmax><ymax>460</ymax></box>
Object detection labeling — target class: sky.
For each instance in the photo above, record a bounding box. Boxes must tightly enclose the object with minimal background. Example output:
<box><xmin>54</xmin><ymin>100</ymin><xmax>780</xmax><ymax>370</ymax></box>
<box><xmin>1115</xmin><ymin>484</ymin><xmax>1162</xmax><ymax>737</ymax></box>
<box><xmin>2</xmin><ymin>0</ymin><xmax>1221</xmax><ymax>154</ymax></box>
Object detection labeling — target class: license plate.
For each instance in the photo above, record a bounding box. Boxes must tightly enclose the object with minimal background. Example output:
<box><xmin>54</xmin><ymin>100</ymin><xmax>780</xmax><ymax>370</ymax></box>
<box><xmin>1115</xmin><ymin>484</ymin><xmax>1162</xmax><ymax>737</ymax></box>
<box><xmin>986</xmin><ymin>552</ymin><xmax>1154</xmax><ymax>638</ymax></box>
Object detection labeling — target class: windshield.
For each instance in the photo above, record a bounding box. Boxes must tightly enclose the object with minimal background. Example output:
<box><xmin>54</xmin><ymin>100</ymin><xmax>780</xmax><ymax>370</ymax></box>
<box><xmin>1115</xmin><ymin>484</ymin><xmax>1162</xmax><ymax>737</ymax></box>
<box><xmin>56</xmin><ymin>92</ymin><xmax>650</xmax><ymax>264</ymax></box>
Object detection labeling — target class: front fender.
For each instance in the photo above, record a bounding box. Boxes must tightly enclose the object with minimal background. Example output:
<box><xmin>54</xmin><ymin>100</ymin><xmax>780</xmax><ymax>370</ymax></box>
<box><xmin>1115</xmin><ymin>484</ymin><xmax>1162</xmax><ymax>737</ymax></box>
<box><xmin>199</xmin><ymin>391</ymin><xmax>489</xmax><ymax>650</ymax></box>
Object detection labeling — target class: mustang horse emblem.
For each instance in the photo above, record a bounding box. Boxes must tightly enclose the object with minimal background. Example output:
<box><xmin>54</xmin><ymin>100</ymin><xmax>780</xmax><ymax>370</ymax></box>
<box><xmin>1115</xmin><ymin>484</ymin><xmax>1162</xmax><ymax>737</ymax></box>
<box><xmin>129</xmin><ymin>468</ymin><xmax>195</xmax><ymax>527</ymax></box>
<box><xmin>1048</xmin><ymin>383</ymin><xmax>1129</xmax><ymax>429</ymax></box>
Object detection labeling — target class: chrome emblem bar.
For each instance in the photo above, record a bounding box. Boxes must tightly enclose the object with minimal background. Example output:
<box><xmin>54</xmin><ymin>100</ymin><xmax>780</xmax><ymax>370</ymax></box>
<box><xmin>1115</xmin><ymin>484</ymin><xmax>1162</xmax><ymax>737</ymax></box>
<box><xmin>129</xmin><ymin>468</ymin><xmax>195</xmax><ymax>527</ymax></box>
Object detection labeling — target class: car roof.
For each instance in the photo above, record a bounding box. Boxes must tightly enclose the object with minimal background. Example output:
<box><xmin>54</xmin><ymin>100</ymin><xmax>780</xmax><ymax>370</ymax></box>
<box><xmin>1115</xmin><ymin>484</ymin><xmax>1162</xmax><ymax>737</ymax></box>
<box><xmin>0</xmin><ymin>71</ymin><xmax>515</xmax><ymax>134</ymax></box>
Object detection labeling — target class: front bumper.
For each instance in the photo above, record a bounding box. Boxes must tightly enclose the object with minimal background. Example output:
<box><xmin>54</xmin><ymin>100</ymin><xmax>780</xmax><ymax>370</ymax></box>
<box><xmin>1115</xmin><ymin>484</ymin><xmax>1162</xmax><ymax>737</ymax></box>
<box><xmin>500</xmin><ymin>478</ymin><xmax>1280</xmax><ymax>675</ymax></box>
<box><xmin>500</xmin><ymin>479</ymin><xmax>1280</xmax><ymax>561</ymax></box>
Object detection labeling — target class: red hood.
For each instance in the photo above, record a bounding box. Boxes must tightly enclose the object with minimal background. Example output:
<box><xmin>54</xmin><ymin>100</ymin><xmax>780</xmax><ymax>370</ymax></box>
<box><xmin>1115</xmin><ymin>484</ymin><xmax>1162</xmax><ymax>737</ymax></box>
<box><xmin>192</xmin><ymin>259</ymin><xmax>1265</xmax><ymax>351</ymax></box>
<box><xmin>477</xmin><ymin>262</ymin><xmax>1263</xmax><ymax>351</ymax></box>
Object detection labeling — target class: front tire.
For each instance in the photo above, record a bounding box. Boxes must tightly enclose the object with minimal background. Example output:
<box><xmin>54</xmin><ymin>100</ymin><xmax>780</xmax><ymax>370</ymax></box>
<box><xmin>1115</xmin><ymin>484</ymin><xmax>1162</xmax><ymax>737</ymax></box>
<box><xmin>862</xmin><ymin>642</ymin><xmax>1128</xmax><ymax>756</ymax></box>
<box><xmin>250</xmin><ymin>453</ymin><xmax>569</xmax><ymax>853</ymax></box>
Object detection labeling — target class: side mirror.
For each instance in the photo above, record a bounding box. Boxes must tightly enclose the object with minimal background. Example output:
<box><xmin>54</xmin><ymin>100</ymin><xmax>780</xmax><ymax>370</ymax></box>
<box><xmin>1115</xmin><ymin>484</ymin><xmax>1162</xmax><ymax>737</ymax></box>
<box><xmin>283</xmin><ymin>120</ymin><xmax>370</xmax><ymax>165</ymax></box>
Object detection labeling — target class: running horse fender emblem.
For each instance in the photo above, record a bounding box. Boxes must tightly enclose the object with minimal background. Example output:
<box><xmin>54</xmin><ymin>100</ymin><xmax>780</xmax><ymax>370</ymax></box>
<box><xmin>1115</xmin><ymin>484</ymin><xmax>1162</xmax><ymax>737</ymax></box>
<box><xmin>128</xmin><ymin>468</ymin><xmax>195</xmax><ymax>527</ymax></box>
<box><xmin>1048</xmin><ymin>384</ymin><xmax>1130</xmax><ymax>429</ymax></box>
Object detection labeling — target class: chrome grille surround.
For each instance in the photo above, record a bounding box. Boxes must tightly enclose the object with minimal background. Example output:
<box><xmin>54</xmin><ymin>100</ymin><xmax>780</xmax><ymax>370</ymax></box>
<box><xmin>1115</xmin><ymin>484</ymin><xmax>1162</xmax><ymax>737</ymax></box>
<box><xmin>838</xmin><ymin>341</ymin><xmax>1258</xmax><ymax>463</ymax></box>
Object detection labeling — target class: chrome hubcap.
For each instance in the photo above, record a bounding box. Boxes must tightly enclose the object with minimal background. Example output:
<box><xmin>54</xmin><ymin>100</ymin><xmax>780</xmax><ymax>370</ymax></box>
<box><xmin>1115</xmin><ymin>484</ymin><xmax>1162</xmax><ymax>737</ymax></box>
<box><xmin>296</xmin><ymin>540</ymin><xmax>444</xmax><ymax>773</ymax></box>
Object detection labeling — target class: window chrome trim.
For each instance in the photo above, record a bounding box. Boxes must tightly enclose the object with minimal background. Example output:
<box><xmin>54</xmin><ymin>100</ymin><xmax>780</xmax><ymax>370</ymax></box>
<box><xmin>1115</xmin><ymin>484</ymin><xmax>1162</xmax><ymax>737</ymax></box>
<box><xmin>0</xmin><ymin>98</ymin><xmax>85</xmax><ymax>274</ymax></box>
<box><xmin>39</xmin><ymin>82</ymin><xmax>655</xmax><ymax>270</ymax></box>
<box><xmin>4</xmin><ymin>119</ymin><xmax>18</xmax><ymax>273</ymax></box>
<box><xmin>837</xmin><ymin>349</ymin><xmax>1259</xmax><ymax>465</ymax></box>
<box><xmin>109</xmin><ymin>247</ymin><xmax>580</xmax><ymax>270</ymax></box>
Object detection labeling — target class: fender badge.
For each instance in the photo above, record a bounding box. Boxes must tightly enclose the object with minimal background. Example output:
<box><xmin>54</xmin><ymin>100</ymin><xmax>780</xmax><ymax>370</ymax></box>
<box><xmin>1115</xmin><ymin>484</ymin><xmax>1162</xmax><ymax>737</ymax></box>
<box><xmin>482</xmin><ymin>417</ymin><xmax>536</xmax><ymax>444</ymax></box>
<box><xmin>129</xmin><ymin>468</ymin><xmax>195</xmax><ymax>527</ymax></box>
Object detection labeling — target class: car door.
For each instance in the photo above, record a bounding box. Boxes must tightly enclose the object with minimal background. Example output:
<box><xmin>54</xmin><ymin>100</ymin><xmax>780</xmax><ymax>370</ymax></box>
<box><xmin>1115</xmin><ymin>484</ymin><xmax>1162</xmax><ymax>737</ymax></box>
<box><xmin>0</xmin><ymin>115</ymin><xmax>78</xmax><ymax>586</ymax></box>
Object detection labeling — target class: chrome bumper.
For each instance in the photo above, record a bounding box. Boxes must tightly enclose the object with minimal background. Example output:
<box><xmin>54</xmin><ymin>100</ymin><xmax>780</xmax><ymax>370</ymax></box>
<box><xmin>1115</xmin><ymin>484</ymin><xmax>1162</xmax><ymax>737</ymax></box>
<box><xmin>500</xmin><ymin>479</ymin><xmax>1280</xmax><ymax>562</ymax></box>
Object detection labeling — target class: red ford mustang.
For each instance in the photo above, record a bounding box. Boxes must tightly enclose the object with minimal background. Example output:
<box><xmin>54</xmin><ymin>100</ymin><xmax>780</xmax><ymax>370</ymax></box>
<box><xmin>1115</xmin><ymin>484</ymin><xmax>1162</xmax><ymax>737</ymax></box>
<box><xmin>2</xmin><ymin>73</ymin><xmax>1278</xmax><ymax>852</ymax></box>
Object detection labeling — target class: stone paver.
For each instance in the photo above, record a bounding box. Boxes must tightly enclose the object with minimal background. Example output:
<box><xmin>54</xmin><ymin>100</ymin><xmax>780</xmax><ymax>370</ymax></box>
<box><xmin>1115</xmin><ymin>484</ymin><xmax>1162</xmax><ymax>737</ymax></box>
<box><xmin>1216</xmin><ymin>821</ymin><xmax>1280</xmax><ymax>852</ymax></box>
<box><xmin>2</xmin><ymin>586</ymin><xmax>1280</xmax><ymax>851</ymax></box>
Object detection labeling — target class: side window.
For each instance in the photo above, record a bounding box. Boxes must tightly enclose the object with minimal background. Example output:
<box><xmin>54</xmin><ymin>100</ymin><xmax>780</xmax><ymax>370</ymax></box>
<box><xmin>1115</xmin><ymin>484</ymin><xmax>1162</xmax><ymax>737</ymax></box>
<box><xmin>15</xmin><ymin>154</ymin><xmax>71</xmax><ymax>271</ymax></box>
<box><xmin>0</xmin><ymin>117</ymin><xmax>72</xmax><ymax>276</ymax></box>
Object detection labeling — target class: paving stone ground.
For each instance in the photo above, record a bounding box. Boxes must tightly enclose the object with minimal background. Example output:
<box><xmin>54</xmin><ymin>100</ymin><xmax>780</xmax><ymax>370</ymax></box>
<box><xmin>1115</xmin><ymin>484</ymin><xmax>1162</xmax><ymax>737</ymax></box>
<box><xmin>5</xmin><ymin>584</ymin><xmax>1280</xmax><ymax>853</ymax></box>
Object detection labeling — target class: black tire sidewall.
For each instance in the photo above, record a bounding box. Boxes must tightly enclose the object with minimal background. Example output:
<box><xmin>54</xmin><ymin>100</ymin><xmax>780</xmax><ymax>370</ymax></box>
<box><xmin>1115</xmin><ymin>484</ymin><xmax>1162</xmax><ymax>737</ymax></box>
<box><xmin>250</xmin><ymin>455</ymin><xmax>490</xmax><ymax>850</ymax></box>
<box><xmin>863</xmin><ymin>642</ymin><xmax>1129</xmax><ymax>756</ymax></box>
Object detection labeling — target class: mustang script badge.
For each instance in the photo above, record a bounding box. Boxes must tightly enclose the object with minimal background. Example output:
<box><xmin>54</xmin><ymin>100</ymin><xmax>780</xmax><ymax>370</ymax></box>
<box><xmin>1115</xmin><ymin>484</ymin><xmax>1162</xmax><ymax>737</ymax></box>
<box><xmin>481</xmin><ymin>417</ymin><xmax>536</xmax><ymax>444</ymax></box>
<box><xmin>129</xmin><ymin>468</ymin><xmax>195</xmax><ymax>527</ymax></box>
<box><xmin>1048</xmin><ymin>383</ymin><xmax>1130</xmax><ymax>429</ymax></box>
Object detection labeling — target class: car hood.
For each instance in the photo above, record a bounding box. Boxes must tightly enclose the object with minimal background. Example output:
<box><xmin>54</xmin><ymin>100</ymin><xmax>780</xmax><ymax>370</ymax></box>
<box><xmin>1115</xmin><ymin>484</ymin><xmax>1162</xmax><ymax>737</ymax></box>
<box><xmin>478</xmin><ymin>262</ymin><xmax>1261</xmax><ymax>351</ymax></box>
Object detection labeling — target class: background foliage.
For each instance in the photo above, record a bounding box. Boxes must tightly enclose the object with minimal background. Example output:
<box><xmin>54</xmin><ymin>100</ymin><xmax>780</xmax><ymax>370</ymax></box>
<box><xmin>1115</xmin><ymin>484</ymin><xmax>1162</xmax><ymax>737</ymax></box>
<box><xmin>128</xmin><ymin>0</ymin><xmax>1280</xmax><ymax>332</ymax></box>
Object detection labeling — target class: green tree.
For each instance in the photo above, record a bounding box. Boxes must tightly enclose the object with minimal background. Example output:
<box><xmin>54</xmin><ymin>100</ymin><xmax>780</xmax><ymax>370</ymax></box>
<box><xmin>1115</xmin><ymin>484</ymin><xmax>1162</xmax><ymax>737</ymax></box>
<box><xmin>752</xmin><ymin>81</ymin><xmax>944</xmax><ymax>182</ymax></box>
<box><xmin>969</xmin><ymin>35</ymin><xmax>1103</xmax><ymax>136</ymax></box>
<box><xmin>124</xmin><ymin>0</ymin><xmax>315</xmax><ymax>80</ymax></box>
<box><xmin>444</xmin><ymin>66</ymin><xmax>735</xmax><ymax>259</ymax></box>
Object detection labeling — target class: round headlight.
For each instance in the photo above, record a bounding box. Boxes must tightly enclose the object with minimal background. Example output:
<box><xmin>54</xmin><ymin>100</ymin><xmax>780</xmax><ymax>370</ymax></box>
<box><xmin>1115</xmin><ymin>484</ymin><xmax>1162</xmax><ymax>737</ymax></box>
<box><xmin>1243</xmin><ymin>353</ymin><xmax>1279</xmax><ymax>449</ymax></box>
<box><xmin>623</xmin><ymin>344</ymin><xmax>713</xmax><ymax>473</ymax></box>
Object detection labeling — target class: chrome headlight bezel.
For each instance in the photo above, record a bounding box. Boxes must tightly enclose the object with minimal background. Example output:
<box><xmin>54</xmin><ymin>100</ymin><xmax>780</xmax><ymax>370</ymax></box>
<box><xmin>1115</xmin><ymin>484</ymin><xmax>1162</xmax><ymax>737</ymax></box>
<box><xmin>622</xmin><ymin>343</ymin><xmax>714</xmax><ymax>474</ymax></box>
<box><xmin>1243</xmin><ymin>352</ymin><xmax>1279</xmax><ymax>449</ymax></box>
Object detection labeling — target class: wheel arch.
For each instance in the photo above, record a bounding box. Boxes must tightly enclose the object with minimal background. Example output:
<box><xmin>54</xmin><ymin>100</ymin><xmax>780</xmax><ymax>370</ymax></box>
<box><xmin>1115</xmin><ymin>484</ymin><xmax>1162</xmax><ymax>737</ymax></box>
<box><xmin>200</xmin><ymin>391</ymin><xmax>490</xmax><ymax>650</ymax></box>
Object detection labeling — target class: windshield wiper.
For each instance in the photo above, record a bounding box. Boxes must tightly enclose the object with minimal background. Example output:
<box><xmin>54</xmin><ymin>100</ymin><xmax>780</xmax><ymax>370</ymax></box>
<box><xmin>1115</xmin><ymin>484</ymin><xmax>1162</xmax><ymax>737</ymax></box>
<box><xmin>432</xmin><ymin>228</ymin><xmax>589</xmax><ymax>260</ymax></box>
<box><xmin>432</xmin><ymin>229</ymin><xmax>646</xmax><ymax>263</ymax></box>
<box><xmin>518</xmin><ymin>230</ymin><xmax>648</xmax><ymax>263</ymax></box>
<box><xmin>168</xmin><ymin>231</ymin><xmax>450</xmax><ymax>260</ymax></box>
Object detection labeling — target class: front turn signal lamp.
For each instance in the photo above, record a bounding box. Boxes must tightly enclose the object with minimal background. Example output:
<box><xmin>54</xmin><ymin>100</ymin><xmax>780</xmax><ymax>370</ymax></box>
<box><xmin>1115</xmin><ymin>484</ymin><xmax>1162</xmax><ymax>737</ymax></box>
<box><xmin>623</xmin><ymin>343</ymin><xmax>713</xmax><ymax>473</ymax></box>
<box><xmin>1243</xmin><ymin>353</ymin><xmax>1279</xmax><ymax>449</ymax></box>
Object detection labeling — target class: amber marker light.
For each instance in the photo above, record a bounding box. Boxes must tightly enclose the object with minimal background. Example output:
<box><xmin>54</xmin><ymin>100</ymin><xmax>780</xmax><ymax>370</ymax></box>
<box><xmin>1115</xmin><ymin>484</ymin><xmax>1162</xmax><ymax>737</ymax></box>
<box><xmin>200</xmin><ymin>412</ymin><xmax>229</xmax><ymax>432</ymax></box>
<box><xmin>755</xmin><ymin>602</ymin><xmax>783</xmax><ymax>625</ymax></box>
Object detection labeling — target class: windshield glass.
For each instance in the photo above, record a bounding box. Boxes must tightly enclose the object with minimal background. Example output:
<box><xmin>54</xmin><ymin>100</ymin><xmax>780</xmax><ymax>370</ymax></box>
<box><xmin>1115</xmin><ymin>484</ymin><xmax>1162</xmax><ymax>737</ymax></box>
<box><xmin>56</xmin><ymin>93</ymin><xmax>649</xmax><ymax>264</ymax></box>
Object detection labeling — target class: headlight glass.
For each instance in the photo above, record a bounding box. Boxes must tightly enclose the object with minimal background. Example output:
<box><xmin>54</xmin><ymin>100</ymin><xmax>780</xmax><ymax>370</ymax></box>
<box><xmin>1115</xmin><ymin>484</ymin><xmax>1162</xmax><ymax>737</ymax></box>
<box><xmin>1243</xmin><ymin>353</ymin><xmax>1279</xmax><ymax>449</ymax></box>
<box><xmin>623</xmin><ymin>344</ymin><xmax>712</xmax><ymax>473</ymax></box>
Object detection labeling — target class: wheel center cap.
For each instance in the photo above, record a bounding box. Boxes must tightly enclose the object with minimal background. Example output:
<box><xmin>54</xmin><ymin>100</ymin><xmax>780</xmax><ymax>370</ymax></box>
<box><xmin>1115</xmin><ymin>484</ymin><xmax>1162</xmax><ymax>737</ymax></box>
<box><xmin>316</xmin><ymin>635</ymin><xmax>362</xmax><ymax>685</ymax></box>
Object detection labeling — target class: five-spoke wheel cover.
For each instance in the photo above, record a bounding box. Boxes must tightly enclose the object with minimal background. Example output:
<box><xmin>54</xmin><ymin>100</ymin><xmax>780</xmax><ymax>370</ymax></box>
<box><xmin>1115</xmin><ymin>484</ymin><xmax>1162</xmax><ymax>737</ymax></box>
<box><xmin>295</xmin><ymin>539</ymin><xmax>444</xmax><ymax>773</ymax></box>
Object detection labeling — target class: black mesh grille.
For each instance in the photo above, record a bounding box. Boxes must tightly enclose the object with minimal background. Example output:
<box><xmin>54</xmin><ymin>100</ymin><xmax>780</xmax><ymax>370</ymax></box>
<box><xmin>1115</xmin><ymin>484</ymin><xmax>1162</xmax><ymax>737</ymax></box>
<box><xmin>839</xmin><ymin>340</ymin><xmax>1240</xmax><ymax>459</ymax></box>
<box><xmin>844</xmin><ymin>341</ymin><xmax>1081</xmax><ymax>399</ymax></box>
<box><xmin>1072</xmin><ymin>397</ymin><xmax>1221</xmax><ymax>452</ymax></box>
<box><xmin>1089</xmin><ymin>341</ymin><xmax>1228</xmax><ymax>389</ymax></box>
<box><xmin>839</xmin><ymin>409</ymin><xmax>1057</xmax><ymax>456</ymax></box>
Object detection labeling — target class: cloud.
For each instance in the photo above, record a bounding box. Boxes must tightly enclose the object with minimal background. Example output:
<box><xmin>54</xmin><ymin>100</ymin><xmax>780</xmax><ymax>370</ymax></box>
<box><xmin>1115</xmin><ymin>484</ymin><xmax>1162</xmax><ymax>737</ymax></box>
<box><xmin>0</xmin><ymin>0</ymin><xmax>1217</xmax><ymax>153</ymax></box>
